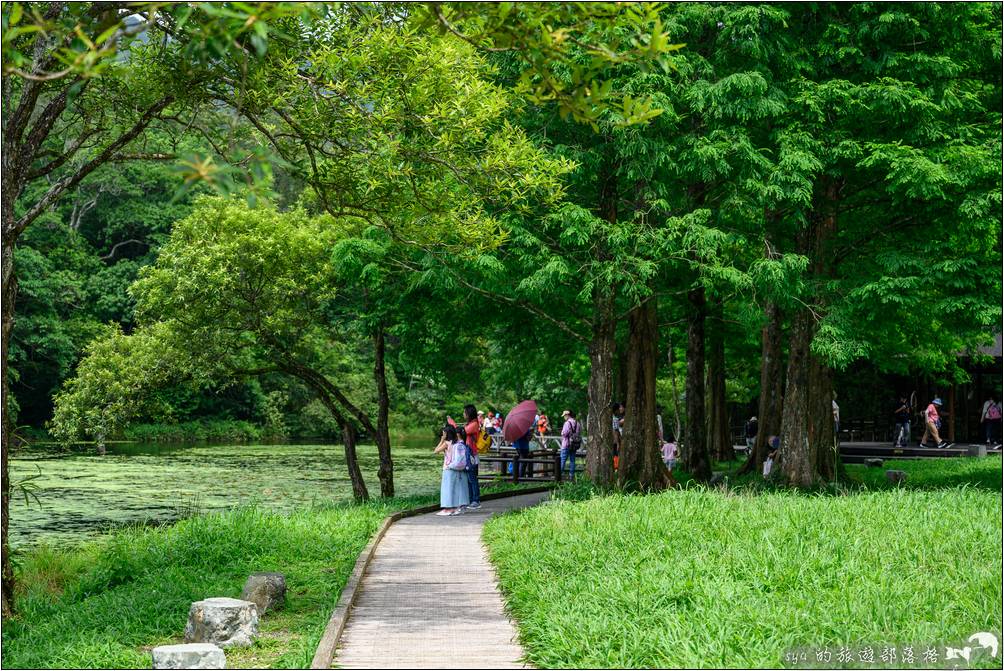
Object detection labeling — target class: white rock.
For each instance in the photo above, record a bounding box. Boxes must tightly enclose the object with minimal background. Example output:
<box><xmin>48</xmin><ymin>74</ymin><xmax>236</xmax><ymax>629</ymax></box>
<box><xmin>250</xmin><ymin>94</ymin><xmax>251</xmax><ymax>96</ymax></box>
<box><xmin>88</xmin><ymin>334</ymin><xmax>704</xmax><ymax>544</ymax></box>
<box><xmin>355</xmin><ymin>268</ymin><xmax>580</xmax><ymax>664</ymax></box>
<box><xmin>184</xmin><ymin>597</ymin><xmax>259</xmax><ymax>648</ymax></box>
<box><xmin>152</xmin><ymin>643</ymin><xmax>226</xmax><ymax>669</ymax></box>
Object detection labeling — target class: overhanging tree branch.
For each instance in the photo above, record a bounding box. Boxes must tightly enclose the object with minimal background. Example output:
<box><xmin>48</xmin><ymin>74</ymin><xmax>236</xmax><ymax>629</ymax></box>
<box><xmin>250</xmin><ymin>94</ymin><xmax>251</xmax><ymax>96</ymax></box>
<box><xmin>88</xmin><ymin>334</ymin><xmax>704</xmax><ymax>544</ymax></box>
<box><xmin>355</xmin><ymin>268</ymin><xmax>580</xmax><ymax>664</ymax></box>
<box><xmin>10</xmin><ymin>94</ymin><xmax>175</xmax><ymax>237</ymax></box>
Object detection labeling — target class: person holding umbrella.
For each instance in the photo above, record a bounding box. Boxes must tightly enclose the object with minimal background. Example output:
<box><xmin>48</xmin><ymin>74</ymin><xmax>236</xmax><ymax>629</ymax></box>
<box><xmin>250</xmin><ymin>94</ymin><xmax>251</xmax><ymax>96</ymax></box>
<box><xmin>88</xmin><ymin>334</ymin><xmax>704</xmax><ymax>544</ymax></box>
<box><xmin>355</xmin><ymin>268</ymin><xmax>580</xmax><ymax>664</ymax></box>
<box><xmin>503</xmin><ymin>400</ymin><xmax>538</xmax><ymax>481</ymax></box>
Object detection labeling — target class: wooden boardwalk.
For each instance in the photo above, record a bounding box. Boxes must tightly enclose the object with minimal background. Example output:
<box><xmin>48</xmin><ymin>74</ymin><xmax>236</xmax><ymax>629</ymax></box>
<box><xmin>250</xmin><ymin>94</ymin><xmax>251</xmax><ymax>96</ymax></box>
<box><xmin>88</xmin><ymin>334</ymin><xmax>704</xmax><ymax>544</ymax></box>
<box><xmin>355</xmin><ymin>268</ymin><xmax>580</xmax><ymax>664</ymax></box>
<box><xmin>334</xmin><ymin>491</ymin><xmax>550</xmax><ymax>669</ymax></box>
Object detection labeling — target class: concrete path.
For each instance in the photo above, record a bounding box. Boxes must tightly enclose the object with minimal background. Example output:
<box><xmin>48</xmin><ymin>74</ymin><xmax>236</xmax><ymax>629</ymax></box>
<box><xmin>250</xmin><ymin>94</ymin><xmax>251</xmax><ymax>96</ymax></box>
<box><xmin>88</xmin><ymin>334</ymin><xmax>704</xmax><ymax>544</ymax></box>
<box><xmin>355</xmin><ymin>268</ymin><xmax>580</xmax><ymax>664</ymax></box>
<box><xmin>334</xmin><ymin>491</ymin><xmax>549</xmax><ymax>669</ymax></box>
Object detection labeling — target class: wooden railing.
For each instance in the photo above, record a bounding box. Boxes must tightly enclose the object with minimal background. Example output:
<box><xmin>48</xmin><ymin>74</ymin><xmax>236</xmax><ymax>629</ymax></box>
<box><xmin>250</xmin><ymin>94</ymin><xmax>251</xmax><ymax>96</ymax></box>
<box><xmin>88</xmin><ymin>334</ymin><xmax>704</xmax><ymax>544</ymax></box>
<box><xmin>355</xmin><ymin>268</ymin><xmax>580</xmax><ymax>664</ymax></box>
<box><xmin>478</xmin><ymin>433</ymin><xmax>586</xmax><ymax>483</ymax></box>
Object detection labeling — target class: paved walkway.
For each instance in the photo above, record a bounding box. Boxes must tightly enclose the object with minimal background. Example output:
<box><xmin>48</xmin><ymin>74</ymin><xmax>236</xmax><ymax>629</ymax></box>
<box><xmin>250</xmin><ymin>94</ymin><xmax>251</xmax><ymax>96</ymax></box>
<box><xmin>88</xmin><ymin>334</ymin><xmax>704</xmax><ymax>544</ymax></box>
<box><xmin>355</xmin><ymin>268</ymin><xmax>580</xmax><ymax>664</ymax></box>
<box><xmin>334</xmin><ymin>491</ymin><xmax>550</xmax><ymax>669</ymax></box>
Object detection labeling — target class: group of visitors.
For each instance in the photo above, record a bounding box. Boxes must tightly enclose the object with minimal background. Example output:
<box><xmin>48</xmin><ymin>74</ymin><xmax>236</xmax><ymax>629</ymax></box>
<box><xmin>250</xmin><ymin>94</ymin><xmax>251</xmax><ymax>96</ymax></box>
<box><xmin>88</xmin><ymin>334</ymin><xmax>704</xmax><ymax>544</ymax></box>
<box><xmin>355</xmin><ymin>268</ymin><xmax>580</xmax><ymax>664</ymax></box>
<box><xmin>891</xmin><ymin>393</ymin><xmax>1001</xmax><ymax>448</ymax></box>
<box><xmin>478</xmin><ymin>409</ymin><xmax>504</xmax><ymax>435</ymax></box>
<box><xmin>434</xmin><ymin>405</ymin><xmax>485</xmax><ymax>516</ymax></box>
<box><xmin>436</xmin><ymin>404</ymin><xmax>587</xmax><ymax>514</ymax></box>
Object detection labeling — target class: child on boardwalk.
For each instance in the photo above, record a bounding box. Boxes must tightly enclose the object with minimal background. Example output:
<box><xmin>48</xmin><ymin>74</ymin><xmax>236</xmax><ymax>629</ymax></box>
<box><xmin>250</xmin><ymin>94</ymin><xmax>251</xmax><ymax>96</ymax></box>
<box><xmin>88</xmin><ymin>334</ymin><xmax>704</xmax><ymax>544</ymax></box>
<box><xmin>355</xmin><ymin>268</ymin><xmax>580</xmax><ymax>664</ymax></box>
<box><xmin>435</xmin><ymin>425</ymin><xmax>470</xmax><ymax>516</ymax></box>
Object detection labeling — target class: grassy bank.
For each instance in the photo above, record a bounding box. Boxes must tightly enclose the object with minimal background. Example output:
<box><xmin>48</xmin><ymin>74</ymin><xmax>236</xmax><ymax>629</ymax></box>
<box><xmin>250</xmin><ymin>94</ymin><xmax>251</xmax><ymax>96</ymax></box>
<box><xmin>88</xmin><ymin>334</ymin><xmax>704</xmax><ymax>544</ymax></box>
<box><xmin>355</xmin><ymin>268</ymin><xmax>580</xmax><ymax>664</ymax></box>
<box><xmin>2</xmin><ymin>502</ymin><xmax>389</xmax><ymax>668</ymax></box>
<box><xmin>2</xmin><ymin>477</ymin><xmax>520</xmax><ymax>670</ymax></box>
<box><xmin>484</xmin><ymin>458</ymin><xmax>1002</xmax><ymax>669</ymax></box>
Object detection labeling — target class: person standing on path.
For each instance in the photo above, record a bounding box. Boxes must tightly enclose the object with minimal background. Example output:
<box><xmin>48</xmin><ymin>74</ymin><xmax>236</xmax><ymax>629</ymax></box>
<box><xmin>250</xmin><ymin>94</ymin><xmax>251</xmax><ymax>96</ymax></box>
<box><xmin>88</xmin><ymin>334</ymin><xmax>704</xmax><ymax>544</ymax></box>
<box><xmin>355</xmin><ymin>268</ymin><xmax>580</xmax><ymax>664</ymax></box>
<box><xmin>893</xmin><ymin>395</ymin><xmax>911</xmax><ymax>447</ymax></box>
<box><xmin>559</xmin><ymin>410</ymin><xmax>581</xmax><ymax>480</ymax></box>
<box><xmin>463</xmin><ymin>405</ymin><xmax>482</xmax><ymax>510</ymax></box>
<box><xmin>661</xmin><ymin>435</ymin><xmax>678</xmax><ymax>472</ymax></box>
<box><xmin>921</xmin><ymin>397</ymin><xmax>948</xmax><ymax>448</ymax></box>
<box><xmin>435</xmin><ymin>425</ymin><xmax>470</xmax><ymax>516</ymax></box>
<box><xmin>832</xmin><ymin>394</ymin><xmax>840</xmax><ymax>438</ymax></box>
<box><xmin>980</xmin><ymin>395</ymin><xmax>1002</xmax><ymax>445</ymax></box>
<box><xmin>512</xmin><ymin>426</ymin><xmax>533</xmax><ymax>480</ymax></box>
<box><xmin>744</xmin><ymin>415</ymin><xmax>758</xmax><ymax>453</ymax></box>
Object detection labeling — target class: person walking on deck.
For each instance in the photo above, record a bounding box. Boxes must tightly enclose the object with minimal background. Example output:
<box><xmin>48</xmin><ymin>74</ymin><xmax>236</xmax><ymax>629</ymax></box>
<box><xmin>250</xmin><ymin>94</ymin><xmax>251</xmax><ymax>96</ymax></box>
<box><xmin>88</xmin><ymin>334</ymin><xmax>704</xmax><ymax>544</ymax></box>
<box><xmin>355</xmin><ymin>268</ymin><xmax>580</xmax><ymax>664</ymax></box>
<box><xmin>463</xmin><ymin>405</ymin><xmax>482</xmax><ymax>510</ymax></box>
<box><xmin>537</xmin><ymin>413</ymin><xmax>550</xmax><ymax>437</ymax></box>
<box><xmin>435</xmin><ymin>425</ymin><xmax>470</xmax><ymax>515</ymax></box>
<box><xmin>921</xmin><ymin>397</ymin><xmax>948</xmax><ymax>448</ymax></box>
<box><xmin>980</xmin><ymin>395</ymin><xmax>1001</xmax><ymax>445</ymax></box>
<box><xmin>559</xmin><ymin>410</ymin><xmax>581</xmax><ymax>480</ymax></box>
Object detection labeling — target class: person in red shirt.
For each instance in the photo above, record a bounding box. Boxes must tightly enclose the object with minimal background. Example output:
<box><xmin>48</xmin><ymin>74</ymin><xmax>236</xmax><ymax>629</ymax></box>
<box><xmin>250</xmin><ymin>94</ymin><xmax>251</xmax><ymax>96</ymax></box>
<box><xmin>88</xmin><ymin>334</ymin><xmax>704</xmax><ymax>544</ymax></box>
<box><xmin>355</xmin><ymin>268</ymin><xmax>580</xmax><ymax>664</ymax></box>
<box><xmin>921</xmin><ymin>397</ymin><xmax>948</xmax><ymax>448</ymax></box>
<box><xmin>463</xmin><ymin>404</ymin><xmax>482</xmax><ymax>509</ymax></box>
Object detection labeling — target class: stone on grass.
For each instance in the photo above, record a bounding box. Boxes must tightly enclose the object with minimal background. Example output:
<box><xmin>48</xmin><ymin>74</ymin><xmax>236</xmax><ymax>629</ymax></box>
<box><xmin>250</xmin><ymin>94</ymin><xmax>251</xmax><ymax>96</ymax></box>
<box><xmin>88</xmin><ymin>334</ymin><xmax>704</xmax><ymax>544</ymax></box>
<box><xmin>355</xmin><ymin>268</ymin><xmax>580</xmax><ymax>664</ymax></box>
<box><xmin>152</xmin><ymin>643</ymin><xmax>225</xmax><ymax>669</ymax></box>
<box><xmin>184</xmin><ymin>597</ymin><xmax>258</xmax><ymax>648</ymax></box>
<box><xmin>864</xmin><ymin>458</ymin><xmax>884</xmax><ymax>468</ymax></box>
<box><xmin>241</xmin><ymin>572</ymin><xmax>286</xmax><ymax>614</ymax></box>
<box><xmin>885</xmin><ymin>470</ymin><xmax>908</xmax><ymax>485</ymax></box>
<box><xmin>709</xmin><ymin>471</ymin><xmax>726</xmax><ymax>486</ymax></box>
<box><xmin>967</xmin><ymin>444</ymin><xmax>987</xmax><ymax>458</ymax></box>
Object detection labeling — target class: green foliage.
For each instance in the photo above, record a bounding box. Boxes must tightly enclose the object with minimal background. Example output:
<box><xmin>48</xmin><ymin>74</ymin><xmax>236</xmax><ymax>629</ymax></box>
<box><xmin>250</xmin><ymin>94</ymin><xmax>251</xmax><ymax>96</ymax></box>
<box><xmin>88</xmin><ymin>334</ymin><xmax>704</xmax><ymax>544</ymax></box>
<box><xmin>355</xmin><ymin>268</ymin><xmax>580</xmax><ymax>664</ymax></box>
<box><xmin>237</xmin><ymin>12</ymin><xmax>572</xmax><ymax>249</ymax></box>
<box><xmin>419</xmin><ymin>3</ymin><xmax>682</xmax><ymax>128</ymax></box>
<box><xmin>484</xmin><ymin>459</ymin><xmax>1003</xmax><ymax>668</ymax></box>
<box><xmin>121</xmin><ymin>420</ymin><xmax>263</xmax><ymax>444</ymax></box>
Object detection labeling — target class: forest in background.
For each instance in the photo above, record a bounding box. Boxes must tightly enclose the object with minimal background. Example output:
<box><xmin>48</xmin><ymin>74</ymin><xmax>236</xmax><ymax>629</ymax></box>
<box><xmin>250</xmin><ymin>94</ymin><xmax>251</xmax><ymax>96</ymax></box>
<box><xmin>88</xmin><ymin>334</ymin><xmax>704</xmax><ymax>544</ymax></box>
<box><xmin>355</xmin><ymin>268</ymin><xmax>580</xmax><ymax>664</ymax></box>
<box><xmin>3</xmin><ymin>2</ymin><xmax>1000</xmax><ymax>600</ymax></box>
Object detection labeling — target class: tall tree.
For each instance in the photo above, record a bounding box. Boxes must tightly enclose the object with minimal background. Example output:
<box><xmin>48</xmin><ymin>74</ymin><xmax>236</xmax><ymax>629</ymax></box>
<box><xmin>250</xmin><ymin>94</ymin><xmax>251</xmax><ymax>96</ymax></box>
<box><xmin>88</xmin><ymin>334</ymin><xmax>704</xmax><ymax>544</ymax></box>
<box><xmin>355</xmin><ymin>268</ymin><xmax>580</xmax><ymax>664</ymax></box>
<box><xmin>773</xmin><ymin>3</ymin><xmax>1002</xmax><ymax>485</ymax></box>
<box><xmin>1</xmin><ymin>0</ymin><xmax>311</xmax><ymax>616</ymax></box>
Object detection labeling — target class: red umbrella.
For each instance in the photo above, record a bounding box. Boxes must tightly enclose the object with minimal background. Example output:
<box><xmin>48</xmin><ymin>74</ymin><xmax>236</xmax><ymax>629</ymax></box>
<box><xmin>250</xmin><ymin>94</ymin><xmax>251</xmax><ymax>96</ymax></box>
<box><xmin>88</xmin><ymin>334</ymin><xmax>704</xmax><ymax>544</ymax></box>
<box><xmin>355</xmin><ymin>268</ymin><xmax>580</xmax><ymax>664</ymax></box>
<box><xmin>503</xmin><ymin>400</ymin><xmax>538</xmax><ymax>442</ymax></box>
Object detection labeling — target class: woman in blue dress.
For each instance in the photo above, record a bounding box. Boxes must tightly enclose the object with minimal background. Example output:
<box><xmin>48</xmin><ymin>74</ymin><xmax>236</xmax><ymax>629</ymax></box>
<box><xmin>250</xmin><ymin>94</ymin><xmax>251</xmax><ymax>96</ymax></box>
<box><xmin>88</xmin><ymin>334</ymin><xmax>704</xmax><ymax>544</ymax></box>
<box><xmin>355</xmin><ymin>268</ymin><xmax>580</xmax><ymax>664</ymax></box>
<box><xmin>434</xmin><ymin>424</ymin><xmax>470</xmax><ymax>516</ymax></box>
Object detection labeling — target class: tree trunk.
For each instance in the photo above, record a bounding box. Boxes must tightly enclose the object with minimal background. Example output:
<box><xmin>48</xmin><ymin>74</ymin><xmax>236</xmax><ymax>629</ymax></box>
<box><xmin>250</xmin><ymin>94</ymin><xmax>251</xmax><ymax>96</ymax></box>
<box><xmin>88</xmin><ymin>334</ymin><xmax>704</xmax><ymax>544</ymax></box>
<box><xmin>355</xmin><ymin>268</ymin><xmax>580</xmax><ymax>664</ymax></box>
<box><xmin>1</xmin><ymin>235</ymin><xmax>15</xmax><ymax>616</ymax></box>
<box><xmin>666</xmin><ymin>334</ymin><xmax>683</xmax><ymax>443</ymax></box>
<box><xmin>685</xmin><ymin>287</ymin><xmax>712</xmax><ymax>480</ymax></box>
<box><xmin>812</xmin><ymin>355</ymin><xmax>837</xmax><ymax>482</ymax></box>
<box><xmin>288</xmin><ymin>366</ymin><xmax>369</xmax><ymax>502</ymax></box>
<box><xmin>372</xmin><ymin>323</ymin><xmax>393</xmax><ymax>498</ymax></box>
<box><xmin>778</xmin><ymin>309</ymin><xmax>838</xmax><ymax>488</ymax></box>
<box><xmin>739</xmin><ymin>301</ymin><xmax>784</xmax><ymax>475</ymax></box>
<box><xmin>780</xmin><ymin>179</ymin><xmax>842</xmax><ymax>488</ymax></box>
<box><xmin>586</xmin><ymin>143</ymin><xmax>619</xmax><ymax>488</ymax></box>
<box><xmin>619</xmin><ymin>299</ymin><xmax>669</xmax><ymax>491</ymax></box>
<box><xmin>585</xmin><ymin>289</ymin><xmax>615</xmax><ymax>486</ymax></box>
<box><xmin>339</xmin><ymin>421</ymin><xmax>369</xmax><ymax>503</ymax></box>
<box><xmin>614</xmin><ymin>340</ymin><xmax>628</xmax><ymax>406</ymax></box>
<box><xmin>779</xmin><ymin>307</ymin><xmax>816</xmax><ymax>487</ymax></box>
<box><xmin>706</xmin><ymin>298</ymin><xmax>731</xmax><ymax>462</ymax></box>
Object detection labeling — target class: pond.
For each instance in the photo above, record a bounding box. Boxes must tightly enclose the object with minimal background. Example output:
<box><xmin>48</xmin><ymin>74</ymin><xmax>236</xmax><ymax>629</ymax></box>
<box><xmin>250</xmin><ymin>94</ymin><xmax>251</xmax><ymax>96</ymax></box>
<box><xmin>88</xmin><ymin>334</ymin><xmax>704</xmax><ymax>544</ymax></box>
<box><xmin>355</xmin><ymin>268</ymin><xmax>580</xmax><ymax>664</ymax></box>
<box><xmin>8</xmin><ymin>433</ymin><xmax>445</xmax><ymax>549</ymax></box>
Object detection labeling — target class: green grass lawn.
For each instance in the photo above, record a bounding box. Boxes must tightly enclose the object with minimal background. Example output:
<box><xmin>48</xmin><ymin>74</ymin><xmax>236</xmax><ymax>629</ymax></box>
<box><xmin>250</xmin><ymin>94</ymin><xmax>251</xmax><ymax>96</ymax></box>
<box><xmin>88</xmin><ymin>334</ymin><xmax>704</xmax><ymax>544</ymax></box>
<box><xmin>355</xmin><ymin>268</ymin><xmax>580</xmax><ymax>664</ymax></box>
<box><xmin>2</xmin><ymin>502</ymin><xmax>389</xmax><ymax>669</ymax></box>
<box><xmin>2</xmin><ymin>478</ymin><xmax>534</xmax><ymax>669</ymax></box>
<box><xmin>483</xmin><ymin>457</ymin><xmax>1002</xmax><ymax>669</ymax></box>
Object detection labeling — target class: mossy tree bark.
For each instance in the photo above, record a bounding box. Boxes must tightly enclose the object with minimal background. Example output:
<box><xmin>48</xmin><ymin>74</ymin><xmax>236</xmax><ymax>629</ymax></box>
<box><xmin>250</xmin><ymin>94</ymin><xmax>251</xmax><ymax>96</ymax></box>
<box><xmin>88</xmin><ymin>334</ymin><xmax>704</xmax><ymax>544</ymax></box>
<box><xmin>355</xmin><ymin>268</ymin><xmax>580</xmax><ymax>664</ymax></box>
<box><xmin>619</xmin><ymin>298</ymin><xmax>670</xmax><ymax>491</ymax></box>
<box><xmin>585</xmin><ymin>148</ymin><xmax>619</xmax><ymax>487</ymax></box>
<box><xmin>586</xmin><ymin>289</ymin><xmax>616</xmax><ymax>486</ymax></box>
<box><xmin>372</xmin><ymin>323</ymin><xmax>394</xmax><ymax>498</ymax></box>
<box><xmin>685</xmin><ymin>287</ymin><xmax>712</xmax><ymax>481</ymax></box>
<box><xmin>1</xmin><ymin>237</ymin><xmax>12</xmax><ymax>617</ymax></box>
<box><xmin>739</xmin><ymin>301</ymin><xmax>785</xmax><ymax>475</ymax></box>
<box><xmin>706</xmin><ymin>298</ymin><xmax>731</xmax><ymax>462</ymax></box>
<box><xmin>780</xmin><ymin>180</ymin><xmax>840</xmax><ymax>487</ymax></box>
